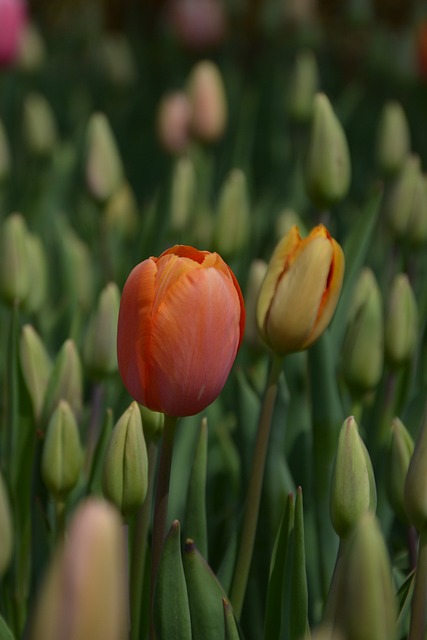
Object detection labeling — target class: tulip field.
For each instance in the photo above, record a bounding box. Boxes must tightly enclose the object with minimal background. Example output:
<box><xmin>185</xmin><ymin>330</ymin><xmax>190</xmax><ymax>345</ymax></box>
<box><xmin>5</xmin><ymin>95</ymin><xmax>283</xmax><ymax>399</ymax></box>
<box><xmin>2</xmin><ymin>1</ymin><xmax>427</xmax><ymax>639</ymax></box>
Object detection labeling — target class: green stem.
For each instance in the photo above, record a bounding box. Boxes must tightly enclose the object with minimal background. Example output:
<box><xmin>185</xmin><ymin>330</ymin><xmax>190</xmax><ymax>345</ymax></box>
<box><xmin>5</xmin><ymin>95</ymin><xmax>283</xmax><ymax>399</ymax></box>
<box><xmin>230</xmin><ymin>354</ymin><xmax>283</xmax><ymax>619</ymax></box>
<box><xmin>55</xmin><ymin>499</ymin><xmax>66</xmax><ymax>542</ymax></box>
<box><xmin>323</xmin><ymin>537</ymin><xmax>347</xmax><ymax>624</ymax></box>
<box><xmin>149</xmin><ymin>414</ymin><xmax>178</xmax><ymax>640</ymax></box>
<box><xmin>409</xmin><ymin>529</ymin><xmax>427</xmax><ymax>640</ymax></box>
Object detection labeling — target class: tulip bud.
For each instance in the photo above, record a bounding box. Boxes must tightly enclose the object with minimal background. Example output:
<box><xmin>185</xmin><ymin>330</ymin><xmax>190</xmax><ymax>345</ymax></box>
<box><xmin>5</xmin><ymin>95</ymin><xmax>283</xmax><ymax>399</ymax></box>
<box><xmin>42</xmin><ymin>400</ymin><xmax>83</xmax><ymax>499</ymax></box>
<box><xmin>23</xmin><ymin>93</ymin><xmax>58</xmax><ymax>156</ymax></box>
<box><xmin>42</xmin><ymin>339</ymin><xmax>83</xmax><ymax>426</ymax></box>
<box><xmin>62</xmin><ymin>228</ymin><xmax>94</xmax><ymax>312</ymax></box>
<box><xmin>0</xmin><ymin>212</ymin><xmax>30</xmax><ymax>305</ymax></box>
<box><xmin>139</xmin><ymin>404</ymin><xmax>164</xmax><ymax>443</ymax></box>
<box><xmin>386</xmin><ymin>417</ymin><xmax>414</xmax><ymax>523</ymax></box>
<box><xmin>20</xmin><ymin>324</ymin><xmax>52</xmax><ymax>422</ymax></box>
<box><xmin>30</xmin><ymin>499</ymin><xmax>127</xmax><ymax>640</ymax></box>
<box><xmin>24</xmin><ymin>232</ymin><xmax>48</xmax><ymax>314</ymax></box>
<box><xmin>16</xmin><ymin>21</ymin><xmax>46</xmax><ymax>72</ymax></box>
<box><xmin>244</xmin><ymin>259</ymin><xmax>268</xmax><ymax>349</ymax></box>
<box><xmin>385</xmin><ymin>273</ymin><xmax>418</xmax><ymax>369</ymax></box>
<box><xmin>83</xmin><ymin>282</ymin><xmax>120</xmax><ymax>379</ymax></box>
<box><xmin>0</xmin><ymin>0</ymin><xmax>27</xmax><ymax>67</ymax></box>
<box><xmin>304</xmin><ymin>93</ymin><xmax>351</xmax><ymax>208</ymax></box>
<box><xmin>157</xmin><ymin>92</ymin><xmax>192</xmax><ymax>155</ymax></box>
<box><xmin>170</xmin><ymin>156</ymin><xmax>196</xmax><ymax>232</ymax></box>
<box><xmin>0</xmin><ymin>469</ymin><xmax>13</xmax><ymax>577</ymax></box>
<box><xmin>404</xmin><ymin>409</ymin><xmax>427</xmax><ymax>531</ymax></box>
<box><xmin>386</xmin><ymin>154</ymin><xmax>427</xmax><ymax>245</ymax></box>
<box><xmin>102</xmin><ymin>402</ymin><xmax>148</xmax><ymax>518</ymax></box>
<box><xmin>335</xmin><ymin>513</ymin><xmax>397</xmax><ymax>640</ymax></box>
<box><xmin>330</xmin><ymin>417</ymin><xmax>377</xmax><ymax>538</ymax></box>
<box><xmin>104</xmin><ymin>181</ymin><xmax>138</xmax><ymax>237</ymax></box>
<box><xmin>257</xmin><ymin>224</ymin><xmax>344</xmax><ymax>355</ymax></box>
<box><xmin>288</xmin><ymin>49</ymin><xmax>319</xmax><ymax>123</ymax></box>
<box><xmin>97</xmin><ymin>33</ymin><xmax>137</xmax><ymax>87</ymax></box>
<box><xmin>376</xmin><ymin>101</ymin><xmax>410</xmax><ymax>176</ymax></box>
<box><xmin>275</xmin><ymin>208</ymin><xmax>307</xmax><ymax>242</ymax></box>
<box><xmin>85</xmin><ymin>112</ymin><xmax>124</xmax><ymax>202</ymax></box>
<box><xmin>166</xmin><ymin>0</ymin><xmax>227</xmax><ymax>51</ymax></box>
<box><xmin>187</xmin><ymin>60</ymin><xmax>227</xmax><ymax>143</ymax></box>
<box><xmin>214</xmin><ymin>169</ymin><xmax>250</xmax><ymax>258</ymax></box>
<box><xmin>341</xmin><ymin>268</ymin><xmax>384</xmax><ymax>394</ymax></box>
<box><xmin>0</xmin><ymin>117</ymin><xmax>11</xmax><ymax>181</ymax></box>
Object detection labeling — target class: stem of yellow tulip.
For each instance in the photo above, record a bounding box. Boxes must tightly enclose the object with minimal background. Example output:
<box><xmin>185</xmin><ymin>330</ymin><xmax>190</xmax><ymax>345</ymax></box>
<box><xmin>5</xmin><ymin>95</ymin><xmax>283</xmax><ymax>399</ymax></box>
<box><xmin>409</xmin><ymin>529</ymin><xmax>427</xmax><ymax>640</ymax></box>
<box><xmin>230</xmin><ymin>353</ymin><xmax>283</xmax><ymax>619</ymax></box>
<box><xmin>149</xmin><ymin>414</ymin><xmax>178</xmax><ymax>640</ymax></box>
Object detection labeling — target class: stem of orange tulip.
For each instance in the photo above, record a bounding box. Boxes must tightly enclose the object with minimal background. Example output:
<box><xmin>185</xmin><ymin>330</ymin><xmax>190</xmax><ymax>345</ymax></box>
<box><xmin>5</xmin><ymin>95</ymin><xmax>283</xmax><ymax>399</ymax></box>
<box><xmin>230</xmin><ymin>353</ymin><xmax>283</xmax><ymax>619</ymax></box>
<box><xmin>149</xmin><ymin>414</ymin><xmax>178</xmax><ymax>640</ymax></box>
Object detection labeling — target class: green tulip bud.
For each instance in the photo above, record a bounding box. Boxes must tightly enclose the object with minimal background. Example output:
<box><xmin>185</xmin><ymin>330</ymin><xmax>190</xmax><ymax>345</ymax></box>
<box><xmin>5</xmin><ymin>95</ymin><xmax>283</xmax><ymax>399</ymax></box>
<box><xmin>275</xmin><ymin>208</ymin><xmax>307</xmax><ymax>241</ymax></box>
<box><xmin>17</xmin><ymin>22</ymin><xmax>46</xmax><ymax>72</ymax></box>
<box><xmin>214</xmin><ymin>168</ymin><xmax>250</xmax><ymax>258</ymax></box>
<box><xmin>0</xmin><ymin>212</ymin><xmax>30</xmax><ymax>305</ymax></box>
<box><xmin>386</xmin><ymin>417</ymin><xmax>414</xmax><ymax>523</ymax></box>
<box><xmin>330</xmin><ymin>417</ymin><xmax>377</xmax><ymax>538</ymax></box>
<box><xmin>23</xmin><ymin>93</ymin><xmax>58</xmax><ymax>156</ymax></box>
<box><xmin>42</xmin><ymin>400</ymin><xmax>82</xmax><ymax>499</ymax></box>
<box><xmin>85</xmin><ymin>112</ymin><xmax>124</xmax><ymax>203</ymax></box>
<box><xmin>335</xmin><ymin>513</ymin><xmax>397</xmax><ymax>640</ymax></box>
<box><xmin>386</xmin><ymin>154</ymin><xmax>427</xmax><ymax>245</ymax></box>
<box><xmin>376</xmin><ymin>101</ymin><xmax>410</xmax><ymax>176</ymax></box>
<box><xmin>187</xmin><ymin>60</ymin><xmax>227</xmax><ymax>143</ymax></box>
<box><xmin>404</xmin><ymin>409</ymin><xmax>427</xmax><ymax>531</ymax></box>
<box><xmin>104</xmin><ymin>181</ymin><xmax>138</xmax><ymax>237</ymax></box>
<box><xmin>24</xmin><ymin>233</ymin><xmax>48</xmax><ymax>314</ymax></box>
<box><xmin>102</xmin><ymin>402</ymin><xmax>148</xmax><ymax>518</ymax></box>
<box><xmin>288</xmin><ymin>49</ymin><xmax>319</xmax><ymax>123</ymax></box>
<box><xmin>244</xmin><ymin>259</ymin><xmax>268</xmax><ymax>349</ymax></box>
<box><xmin>96</xmin><ymin>33</ymin><xmax>137</xmax><ymax>87</ymax></box>
<box><xmin>0</xmin><ymin>117</ymin><xmax>11</xmax><ymax>182</ymax></box>
<box><xmin>341</xmin><ymin>268</ymin><xmax>384</xmax><ymax>394</ymax></box>
<box><xmin>385</xmin><ymin>273</ymin><xmax>418</xmax><ymax>369</ymax></box>
<box><xmin>170</xmin><ymin>156</ymin><xmax>196</xmax><ymax>233</ymax></box>
<box><xmin>304</xmin><ymin>92</ymin><xmax>351</xmax><ymax>208</ymax></box>
<box><xmin>20</xmin><ymin>324</ymin><xmax>52</xmax><ymax>422</ymax></box>
<box><xmin>83</xmin><ymin>282</ymin><xmax>120</xmax><ymax>379</ymax></box>
<box><xmin>139</xmin><ymin>404</ymin><xmax>164</xmax><ymax>442</ymax></box>
<box><xmin>0</xmin><ymin>470</ymin><xmax>13</xmax><ymax>577</ymax></box>
<box><xmin>42</xmin><ymin>339</ymin><xmax>83</xmax><ymax>426</ymax></box>
<box><xmin>62</xmin><ymin>228</ymin><xmax>94</xmax><ymax>312</ymax></box>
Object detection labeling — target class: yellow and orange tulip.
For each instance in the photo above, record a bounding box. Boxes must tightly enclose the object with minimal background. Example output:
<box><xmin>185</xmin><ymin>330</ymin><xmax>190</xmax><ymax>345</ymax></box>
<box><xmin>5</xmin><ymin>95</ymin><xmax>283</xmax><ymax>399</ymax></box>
<box><xmin>256</xmin><ymin>224</ymin><xmax>344</xmax><ymax>355</ymax></box>
<box><xmin>117</xmin><ymin>245</ymin><xmax>245</xmax><ymax>417</ymax></box>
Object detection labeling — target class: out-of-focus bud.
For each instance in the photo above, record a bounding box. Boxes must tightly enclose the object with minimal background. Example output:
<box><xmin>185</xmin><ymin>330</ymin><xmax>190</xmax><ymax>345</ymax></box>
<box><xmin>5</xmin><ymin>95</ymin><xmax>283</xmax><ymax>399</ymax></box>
<box><xmin>30</xmin><ymin>499</ymin><xmax>127</xmax><ymax>640</ymax></box>
<box><xmin>376</xmin><ymin>101</ymin><xmax>410</xmax><ymax>176</ymax></box>
<box><xmin>41</xmin><ymin>400</ymin><xmax>82</xmax><ymax>500</ymax></box>
<box><xmin>386</xmin><ymin>417</ymin><xmax>414</xmax><ymax>523</ymax></box>
<box><xmin>386</xmin><ymin>154</ymin><xmax>427</xmax><ymax>245</ymax></box>
<box><xmin>166</xmin><ymin>0</ymin><xmax>227</xmax><ymax>51</ymax></box>
<box><xmin>139</xmin><ymin>405</ymin><xmax>164</xmax><ymax>443</ymax></box>
<box><xmin>0</xmin><ymin>0</ymin><xmax>27</xmax><ymax>67</ymax></box>
<box><xmin>102</xmin><ymin>402</ymin><xmax>148</xmax><ymax>518</ymax></box>
<box><xmin>83</xmin><ymin>282</ymin><xmax>120</xmax><ymax>379</ymax></box>
<box><xmin>42</xmin><ymin>339</ymin><xmax>83</xmax><ymax>426</ymax></box>
<box><xmin>24</xmin><ymin>232</ymin><xmax>48</xmax><ymax>314</ymax></box>
<box><xmin>335</xmin><ymin>513</ymin><xmax>397</xmax><ymax>640</ymax></box>
<box><xmin>405</xmin><ymin>409</ymin><xmax>427</xmax><ymax>531</ymax></box>
<box><xmin>288</xmin><ymin>49</ymin><xmax>319</xmax><ymax>124</ymax></box>
<box><xmin>104</xmin><ymin>181</ymin><xmax>138</xmax><ymax>237</ymax></box>
<box><xmin>0</xmin><ymin>212</ymin><xmax>30</xmax><ymax>305</ymax></box>
<box><xmin>23</xmin><ymin>93</ymin><xmax>58</xmax><ymax>156</ymax></box>
<box><xmin>275</xmin><ymin>208</ymin><xmax>307</xmax><ymax>241</ymax></box>
<box><xmin>20</xmin><ymin>324</ymin><xmax>52</xmax><ymax>423</ymax></box>
<box><xmin>62</xmin><ymin>227</ymin><xmax>94</xmax><ymax>312</ymax></box>
<box><xmin>257</xmin><ymin>224</ymin><xmax>344</xmax><ymax>355</ymax></box>
<box><xmin>214</xmin><ymin>169</ymin><xmax>250</xmax><ymax>258</ymax></box>
<box><xmin>187</xmin><ymin>60</ymin><xmax>227</xmax><ymax>143</ymax></box>
<box><xmin>330</xmin><ymin>417</ymin><xmax>376</xmax><ymax>538</ymax></box>
<box><xmin>341</xmin><ymin>268</ymin><xmax>384</xmax><ymax>394</ymax></box>
<box><xmin>310</xmin><ymin>625</ymin><xmax>344</xmax><ymax>640</ymax></box>
<box><xmin>304</xmin><ymin>93</ymin><xmax>351</xmax><ymax>208</ymax></box>
<box><xmin>97</xmin><ymin>33</ymin><xmax>137</xmax><ymax>87</ymax></box>
<box><xmin>157</xmin><ymin>92</ymin><xmax>192</xmax><ymax>155</ymax></box>
<box><xmin>16</xmin><ymin>21</ymin><xmax>46</xmax><ymax>71</ymax></box>
<box><xmin>170</xmin><ymin>156</ymin><xmax>196</xmax><ymax>232</ymax></box>
<box><xmin>0</xmin><ymin>469</ymin><xmax>13</xmax><ymax>577</ymax></box>
<box><xmin>85</xmin><ymin>112</ymin><xmax>124</xmax><ymax>203</ymax></box>
<box><xmin>244</xmin><ymin>259</ymin><xmax>268</xmax><ymax>349</ymax></box>
<box><xmin>385</xmin><ymin>273</ymin><xmax>418</xmax><ymax>369</ymax></box>
<box><xmin>0</xmin><ymin>118</ymin><xmax>11</xmax><ymax>181</ymax></box>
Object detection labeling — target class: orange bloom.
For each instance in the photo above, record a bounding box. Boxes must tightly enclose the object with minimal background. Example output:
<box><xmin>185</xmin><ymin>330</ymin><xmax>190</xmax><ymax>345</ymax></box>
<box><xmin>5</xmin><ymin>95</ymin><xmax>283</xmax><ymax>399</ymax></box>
<box><xmin>117</xmin><ymin>245</ymin><xmax>245</xmax><ymax>417</ymax></box>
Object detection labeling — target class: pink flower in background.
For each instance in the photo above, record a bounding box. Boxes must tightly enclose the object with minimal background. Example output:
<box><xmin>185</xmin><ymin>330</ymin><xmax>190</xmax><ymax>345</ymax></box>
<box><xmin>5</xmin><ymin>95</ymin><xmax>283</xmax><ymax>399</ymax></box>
<box><xmin>0</xmin><ymin>0</ymin><xmax>27</xmax><ymax>67</ymax></box>
<box><xmin>165</xmin><ymin>0</ymin><xmax>227</xmax><ymax>51</ymax></box>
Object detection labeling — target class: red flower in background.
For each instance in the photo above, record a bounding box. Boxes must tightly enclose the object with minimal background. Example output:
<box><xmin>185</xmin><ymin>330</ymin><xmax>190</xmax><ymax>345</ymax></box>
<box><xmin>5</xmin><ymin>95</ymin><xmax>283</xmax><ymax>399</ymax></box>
<box><xmin>0</xmin><ymin>0</ymin><xmax>27</xmax><ymax>67</ymax></box>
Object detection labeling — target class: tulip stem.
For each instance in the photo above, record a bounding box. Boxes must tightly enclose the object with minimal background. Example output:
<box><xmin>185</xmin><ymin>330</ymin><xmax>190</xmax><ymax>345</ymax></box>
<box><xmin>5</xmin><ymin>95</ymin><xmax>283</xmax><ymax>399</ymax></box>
<box><xmin>150</xmin><ymin>414</ymin><xmax>178</xmax><ymax>640</ymax></box>
<box><xmin>230</xmin><ymin>354</ymin><xmax>283</xmax><ymax>619</ymax></box>
<box><xmin>409</xmin><ymin>529</ymin><xmax>427</xmax><ymax>640</ymax></box>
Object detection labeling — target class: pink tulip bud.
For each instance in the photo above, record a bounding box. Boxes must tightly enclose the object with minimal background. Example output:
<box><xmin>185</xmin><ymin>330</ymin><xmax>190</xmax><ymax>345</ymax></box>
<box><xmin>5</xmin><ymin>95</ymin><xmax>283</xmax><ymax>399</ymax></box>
<box><xmin>0</xmin><ymin>0</ymin><xmax>27</xmax><ymax>67</ymax></box>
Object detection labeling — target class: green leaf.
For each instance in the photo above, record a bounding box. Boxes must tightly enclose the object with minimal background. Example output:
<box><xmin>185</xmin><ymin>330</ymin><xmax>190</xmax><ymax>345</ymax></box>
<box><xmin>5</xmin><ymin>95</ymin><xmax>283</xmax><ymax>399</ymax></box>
<box><xmin>223</xmin><ymin>598</ymin><xmax>242</xmax><ymax>640</ymax></box>
<box><xmin>290</xmin><ymin>488</ymin><xmax>309</xmax><ymax>640</ymax></box>
<box><xmin>184</xmin><ymin>417</ymin><xmax>208</xmax><ymax>559</ymax></box>
<box><xmin>0</xmin><ymin>613</ymin><xmax>15</xmax><ymax>640</ymax></box>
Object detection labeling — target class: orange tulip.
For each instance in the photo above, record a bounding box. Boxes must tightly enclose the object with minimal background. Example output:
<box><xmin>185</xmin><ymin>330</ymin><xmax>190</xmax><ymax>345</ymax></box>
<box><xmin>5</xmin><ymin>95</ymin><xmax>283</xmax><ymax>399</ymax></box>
<box><xmin>256</xmin><ymin>224</ymin><xmax>344</xmax><ymax>355</ymax></box>
<box><xmin>117</xmin><ymin>245</ymin><xmax>245</xmax><ymax>417</ymax></box>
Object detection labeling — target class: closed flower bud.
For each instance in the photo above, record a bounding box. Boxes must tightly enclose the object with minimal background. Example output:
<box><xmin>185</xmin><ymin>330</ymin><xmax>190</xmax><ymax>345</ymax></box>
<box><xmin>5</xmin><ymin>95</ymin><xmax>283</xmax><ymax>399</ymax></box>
<box><xmin>42</xmin><ymin>339</ymin><xmax>83</xmax><ymax>426</ymax></box>
<box><xmin>275</xmin><ymin>208</ymin><xmax>307</xmax><ymax>241</ymax></box>
<box><xmin>404</xmin><ymin>409</ymin><xmax>427</xmax><ymax>531</ymax></box>
<box><xmin>16</xmin><ymin>21</ymin><xmax>46</xmax><ymax>71</ymax></box>
<box><xmin>214</xmin><ymin>168</ymin><xmax>250</xmax><ymax>258</ymax></box>
<box><xmin>104</xmin><ymin>181</ymin><xmax>138</xmax><ymax>237</ymax></box>
<box><xmin>257</xmin><ymin>224</ymin><xmax>344</xmax><ymax>355</ymax></box>
<box><xmin>102</xmin><ymin>402</ymin><xmax>148</xmax><ymax>518</ymax></box>
<box><xmin>386</xmin><ymin>154</ymin><xmax>427</xmax><ymax>245</ymax></box>
<box><xmin>0</xmin><ymin>212</ymin><xmax>30</xmax><ymax>305</ymax></box>
<box><xmin>386</xmin><ymin>417</ymin><xmax>414</xmax><ymax>523</ymax></box>
<box><xmin>23</xmin><ymin>93</ymin><xmax>58</xmax><ymax>156</ymax></box>
<box><xmin>83</xmin><ymin>282</ymin><xmax>120</xmax><ymax>379</ymax></box>
<box><xmin>30</xmin><ymin>499</ymin><xmax>127</xmax><ymax>640</ymax></box>
<box><xmin>0</xmin><ymin>117</ymin><xmax>11</xmax><ymax>181</ymax></box>
<box><xmin>288</xmin><ymin>49</ymin><xmax>319</xmax><ymax>123</ymax></box>
<box><xmin>187</xmin><ymin>60</ymin><xmax>227</xmax><ymax>143</ymax></box>
<box><xmin>170</xmin><ymin>156</ymin><xmax>196</xmax><ymax>232</ymax></box>
<box><xmin>304</xmin><ymin>93</ymin><xmax>351</xmax><ymax>208</ymax></box>
<box><xmin>244</xmin><ymin>259</ymin><xmax>268</xmax><ymax>349</ymax></box>
<box><xmin>166</xmin><ymin>0</ymin><xmax>227</xmax><ymax>51</ymax></box>
<box><xmin>376</xmin><ymin>101</ymin><xmax>410</xmax><ymax>176</ymax></box>
<box><xmin>20</xmin><ymin>324</ymin><xmax>52</xmax><ymax>422</ymax></box>
<box><xmin>96</xmin><ymin>33</ymin><xmax>137</xmax><ymax>87</ymax></box>
<box><xmin>85</xmin><ymin>112</ymin><xmax>124</xmax><ymax>202</ymax></box>
<box><xmin>24</xmin><ymin>232</ymin><xmax>48</xmax><ymax>314</ymax></box>
<box><xmin>117</xmin><ymin>245</ymin><xmax>245</xmax><ymax>417</ymax></box>
<box><xmin>62</xmin><ymin>227</ymin><xmax>94</xmax><ymax>312</ymax></box>
<box><xmin>42</xmin><ymin>400</ymin><xmax>82</xmax><ymax>499</ymax></box>
<box><xmin>0</xmin><ymin>469</ymin><xmax>13</xmax><ymax>577</ymax></box>
<box><xmin>330</xmin><ymin>417</ymin><xmax>377</xmax><ymax>538</ymax></box>
<box><xmin>385</xmin><ymin>273</ymin><xmax>418</xmax><ymax>369</ymax></box>
<box><xmin>139</xmin><ymin>405</ymin><xmax>164</xmax><ymax>443</ymax></box>
<box><xmin>0</xmin><ymin>0</ymin><xmax>27</xmax><ymax>67</ymax></box>
<box><xmin>157</xmin><ymin>92</ymin><xmax>192</xmax><ymax>155</ymax></box>
<box><xmin>341</xmin><ymin>268</ymin><xmax>384</xmax><ymax>394</ymax></box>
